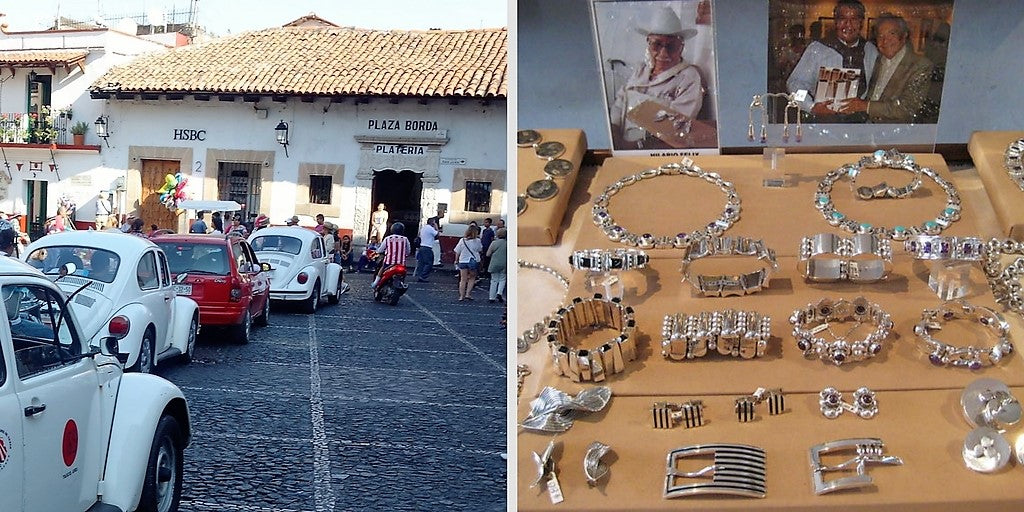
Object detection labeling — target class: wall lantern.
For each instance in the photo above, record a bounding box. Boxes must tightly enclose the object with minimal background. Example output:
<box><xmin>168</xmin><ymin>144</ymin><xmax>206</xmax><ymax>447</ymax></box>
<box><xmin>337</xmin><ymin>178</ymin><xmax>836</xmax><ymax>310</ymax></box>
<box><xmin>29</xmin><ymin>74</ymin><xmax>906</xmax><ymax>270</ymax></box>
<box><xmin>94</xmin><ymin>115</ymin><xmax>110</xmax><ymax>147</ymax></box>
<box><xmin>275</xmin><ymin>120</ymin><xmax>289</xmax><ymax>157</ymax></box>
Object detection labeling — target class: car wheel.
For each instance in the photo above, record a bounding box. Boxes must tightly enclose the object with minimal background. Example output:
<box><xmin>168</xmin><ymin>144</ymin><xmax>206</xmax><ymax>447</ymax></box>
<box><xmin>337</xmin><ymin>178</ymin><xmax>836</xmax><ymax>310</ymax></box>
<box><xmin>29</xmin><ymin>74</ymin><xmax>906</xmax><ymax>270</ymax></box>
<box><xmin>304</xmin><ymin>281</ymin><xmax>320</xmax><ymax>314</ymax></box>
<box><xmin>327</xmin><ymin>276</ymin><xmax>341</xmax><ymax>305</ymax></box>
<box><xmin>137</xmin><ymin>415</ymin><xmax>184</xmax><ymax>512</ymax></box>
<box><xmin>255</xmin><ymin>296</ymin><xmax>270</xmax><ymax>327</ymax></box>
<box><xmin>130</xmin><ymin>329</ymin><xmax>156</xmax><ymax>373</ymax></box>
<box><xmin>235</xmin><ymin>309</ymin><xmax>252</xmax><ymax>344</ymax></box>
<box><xmin>181</xmin><ymin>315</ymin><xmax>198</xmax><ymax>364</ymax></box>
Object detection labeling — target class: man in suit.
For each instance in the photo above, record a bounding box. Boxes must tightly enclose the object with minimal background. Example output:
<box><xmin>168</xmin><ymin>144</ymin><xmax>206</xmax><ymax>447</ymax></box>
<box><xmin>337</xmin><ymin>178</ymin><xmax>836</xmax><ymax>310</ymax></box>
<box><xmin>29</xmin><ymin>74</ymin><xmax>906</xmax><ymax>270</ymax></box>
<box><xmin>837</xmin><ymin>13</ymin><xmax>933</xmax><ymax>124</ymax></box>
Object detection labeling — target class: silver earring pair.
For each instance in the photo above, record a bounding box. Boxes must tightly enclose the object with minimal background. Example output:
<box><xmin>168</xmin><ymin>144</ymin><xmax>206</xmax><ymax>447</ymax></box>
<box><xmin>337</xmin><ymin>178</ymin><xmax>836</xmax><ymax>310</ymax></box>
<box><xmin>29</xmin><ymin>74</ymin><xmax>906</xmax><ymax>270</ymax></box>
<box><xmin>819</xmin><ymin>387</ymin><xmax>878</xmax><ymax>419</ymax></box>
<box><xmin>782</xmin><ymin>97</ymin><xmax>802</xmax><ymax>142</ymax></box>
<box><xmin>748</xmin><ymin>95</ymin><xmax>766</xmax><ymax>143</ymax></box>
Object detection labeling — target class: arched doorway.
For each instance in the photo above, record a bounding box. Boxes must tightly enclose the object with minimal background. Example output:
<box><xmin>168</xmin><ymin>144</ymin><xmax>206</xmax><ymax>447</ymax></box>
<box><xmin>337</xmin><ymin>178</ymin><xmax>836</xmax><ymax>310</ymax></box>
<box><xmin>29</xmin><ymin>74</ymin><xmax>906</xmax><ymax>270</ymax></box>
<box><xmin>370</xmin><ymin>169</ymin><xmax>422</xmax><ymax>243</ymax></box>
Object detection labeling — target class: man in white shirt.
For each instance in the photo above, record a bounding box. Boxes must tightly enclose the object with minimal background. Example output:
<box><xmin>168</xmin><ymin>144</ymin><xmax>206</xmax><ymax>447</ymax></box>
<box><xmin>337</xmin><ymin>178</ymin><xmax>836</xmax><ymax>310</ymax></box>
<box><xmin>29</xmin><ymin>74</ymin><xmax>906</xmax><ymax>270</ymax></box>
<box><xmin>95</xmin><ymin>191</ymin><xmax>112</xmax><ymax>230</ymax></box>
<box><xmin>415</xmin><ymin>217</ymin><xmax>439</xmax><ymax>282</ymax></box>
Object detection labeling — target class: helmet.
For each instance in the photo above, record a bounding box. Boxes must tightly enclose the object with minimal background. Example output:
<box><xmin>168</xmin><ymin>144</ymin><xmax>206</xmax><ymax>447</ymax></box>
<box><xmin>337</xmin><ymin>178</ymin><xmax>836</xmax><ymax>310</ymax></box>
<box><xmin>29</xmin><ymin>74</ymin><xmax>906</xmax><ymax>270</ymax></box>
<box><xmin>0</xmin><ymin>219</ymin><xmax>16</xmax><ymax>251</ymax></box>
<box><xmin>254</xmin><ymin>214</ymin><xmax>270</xmax><ymax>229</ymax></box>
<box><xmin>390</xmin><ymin>222</ymin><xmax>405</xmax><ymax>235</ymax></box>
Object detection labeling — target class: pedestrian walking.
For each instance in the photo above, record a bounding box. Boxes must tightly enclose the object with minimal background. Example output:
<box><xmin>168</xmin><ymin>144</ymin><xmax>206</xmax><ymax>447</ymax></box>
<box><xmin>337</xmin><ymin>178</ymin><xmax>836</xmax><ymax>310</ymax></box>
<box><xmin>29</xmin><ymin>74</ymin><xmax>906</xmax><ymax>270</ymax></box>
<box><xmin>480</xmin><ymin>217</ymin><xmax>494</xmax><ymax>279</ymax></box>
<box><xmin>486</xmin><ymin>227</ymin><xmax>507</xmax><ymax>302</ymax></box>
<box><xmin>454</xmin><ymin>225</ymin><xmax>483</xmax><ymax>301</ymax></box>
<box><xmin>416</xmin><ymin>218</ymin><xmax>439</xmax><ymax>282</ymax></box>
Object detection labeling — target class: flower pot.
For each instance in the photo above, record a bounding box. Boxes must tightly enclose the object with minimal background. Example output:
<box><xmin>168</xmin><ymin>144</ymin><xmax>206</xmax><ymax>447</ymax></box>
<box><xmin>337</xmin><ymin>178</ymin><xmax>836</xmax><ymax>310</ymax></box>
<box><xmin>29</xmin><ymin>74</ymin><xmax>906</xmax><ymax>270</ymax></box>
<box><xmin>73</xmin><ymin>133</ymin><xmax>85</xmax><ymax>146</ymax></box>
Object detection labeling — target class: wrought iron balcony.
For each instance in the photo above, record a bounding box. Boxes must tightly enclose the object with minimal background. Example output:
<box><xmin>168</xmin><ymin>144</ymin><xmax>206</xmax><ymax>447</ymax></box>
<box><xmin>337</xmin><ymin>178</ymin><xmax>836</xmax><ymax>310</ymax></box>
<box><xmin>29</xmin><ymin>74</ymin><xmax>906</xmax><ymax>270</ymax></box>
<box><xmin>0</xmin><ymin>110</ymin><xmax>72</xmax><ymax>145</ymax></box>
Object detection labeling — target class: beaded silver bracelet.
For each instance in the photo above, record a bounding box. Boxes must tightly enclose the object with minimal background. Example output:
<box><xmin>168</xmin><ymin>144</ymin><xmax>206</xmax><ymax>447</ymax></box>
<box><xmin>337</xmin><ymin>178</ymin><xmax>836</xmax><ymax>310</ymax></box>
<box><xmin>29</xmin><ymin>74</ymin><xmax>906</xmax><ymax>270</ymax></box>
<box><xmin>789</xmin><ymin>297</ymin><xmax>894</xmax><ymax>366</ymax></box>
<box><xmin>517</xmin><ymin>259</ymin><xmax>570</xmax><ymax>353</ymax></box>
<box><xmin>661</xmin><ymin>310</ymin><xmax>772</xmax><ymax>360</ymax></box>
<box><xmin>1004</xmin><ymin>138</ymin><xmax>1024</xmax><ymax>192</ymax></box>
<box><xmin>982</xmin><ymin>238</ymin><xmax>1024</xmax><ymax>315</ymax></box>
<box><xmin>914</xmin><ymin>300</ymin><xmax>1013</xmax><ymax>369</ymax></box>
<box><xmin>814</xmin><ymin>149</ymin><xmax>962</xmax><ymax>240</ymax></box>
<box><xmin>592</xmin><ymin>159</ymin><xmax>741</xmax><ymax>250</ymax></box>
<box><xmin>546</xmin><ymin>293</ymin><xmax>638</xmax><ymax>382</ymax></box>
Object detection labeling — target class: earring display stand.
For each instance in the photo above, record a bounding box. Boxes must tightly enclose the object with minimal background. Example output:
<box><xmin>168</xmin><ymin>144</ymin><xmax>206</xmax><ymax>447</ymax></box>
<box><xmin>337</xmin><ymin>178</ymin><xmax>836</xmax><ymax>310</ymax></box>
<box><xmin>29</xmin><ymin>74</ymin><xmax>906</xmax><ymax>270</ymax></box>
<box><xmin>583</xmin><ymin>269</ymin><xmax>623</xmax><ymax>299</ymax></box>
<box><xmin>750</xmin><ymin>93</ymin><xmax>800</xmax><ymax>188</ymax></box>
<box><xmin>928</xmin><ymin>260</ymin><xmax>974</xmax><ymax>300</ymax></box>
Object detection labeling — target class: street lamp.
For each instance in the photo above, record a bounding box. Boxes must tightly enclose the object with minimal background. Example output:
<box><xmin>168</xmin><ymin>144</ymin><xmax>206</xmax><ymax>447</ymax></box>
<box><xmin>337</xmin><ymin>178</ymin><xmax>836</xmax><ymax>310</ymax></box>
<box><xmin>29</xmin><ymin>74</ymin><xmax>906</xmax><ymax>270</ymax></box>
<box><xmin>94</xmin><ymin>116</ymin><xmax>110</xmax><ymax>147</ymax></box>
<box><xmin>275</xmin><ymin>120</ymin><xmax>289</xmax><ymax>157</ymax></box>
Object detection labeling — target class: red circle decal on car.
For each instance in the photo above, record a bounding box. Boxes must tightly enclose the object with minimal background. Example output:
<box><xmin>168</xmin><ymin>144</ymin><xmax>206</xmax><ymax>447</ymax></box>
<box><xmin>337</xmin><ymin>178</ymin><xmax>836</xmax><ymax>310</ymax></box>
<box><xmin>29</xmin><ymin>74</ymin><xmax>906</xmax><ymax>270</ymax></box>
<box><xmin>62</xmin><ymin>419</ymin><xmax>78</xmax><ymax>467</ymax></box>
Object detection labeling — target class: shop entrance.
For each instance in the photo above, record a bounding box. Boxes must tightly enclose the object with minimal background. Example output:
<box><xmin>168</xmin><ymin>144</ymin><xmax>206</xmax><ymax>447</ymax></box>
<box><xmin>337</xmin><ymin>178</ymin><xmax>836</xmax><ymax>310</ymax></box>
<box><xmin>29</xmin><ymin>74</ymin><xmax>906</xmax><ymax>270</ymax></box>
<box><xmin>140</xmin><ymin>159</ymin><xmax>181</xmax><ymax>230</ymax></box>
<box><xmin>370</xmin><ymin>169</ymin><xmax>422</xmax><ymax>242</ymax></box>
<box><xmin>25</xmin><ymin>180</ymin><xmax>46</xmax><ymax>240</ymax></box>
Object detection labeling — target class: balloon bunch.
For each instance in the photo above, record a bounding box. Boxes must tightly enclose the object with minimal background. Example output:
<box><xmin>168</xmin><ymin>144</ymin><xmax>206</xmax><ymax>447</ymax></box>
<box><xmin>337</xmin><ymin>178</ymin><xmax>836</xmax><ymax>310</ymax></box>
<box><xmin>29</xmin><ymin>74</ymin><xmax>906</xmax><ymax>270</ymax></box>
<box><xmin>158</xmin><ymin>173</ymin><xmax>188</xmax><ymax>211</ymax></box>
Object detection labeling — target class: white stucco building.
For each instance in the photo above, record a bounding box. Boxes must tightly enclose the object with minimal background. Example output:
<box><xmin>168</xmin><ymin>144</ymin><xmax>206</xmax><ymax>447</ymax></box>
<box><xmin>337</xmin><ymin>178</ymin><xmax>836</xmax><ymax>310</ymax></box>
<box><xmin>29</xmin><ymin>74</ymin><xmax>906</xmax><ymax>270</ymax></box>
<box><xmin>0</xmin><ymin>24</ymin><xmax>170</xmax><ymax>237</ymax></box>
<box><xmin>86</xmin><ymin>19</ymin><xmax>508</xmax><ymax>244</ymax></box>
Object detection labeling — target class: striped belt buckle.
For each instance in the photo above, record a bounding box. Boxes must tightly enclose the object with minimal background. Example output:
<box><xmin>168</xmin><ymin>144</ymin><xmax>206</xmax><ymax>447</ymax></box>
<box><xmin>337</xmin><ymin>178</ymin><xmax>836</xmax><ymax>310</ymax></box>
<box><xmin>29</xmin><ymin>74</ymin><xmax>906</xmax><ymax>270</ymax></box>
<box><xmin>664</xmin><ymin>443</ymin><xmax>767</xmax><ymax>499</ymax></box>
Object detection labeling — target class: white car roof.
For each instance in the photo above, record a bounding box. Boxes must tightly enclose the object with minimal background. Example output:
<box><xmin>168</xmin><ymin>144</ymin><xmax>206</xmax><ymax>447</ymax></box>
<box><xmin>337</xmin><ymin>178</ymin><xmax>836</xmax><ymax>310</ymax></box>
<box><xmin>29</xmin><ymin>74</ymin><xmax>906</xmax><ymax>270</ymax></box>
<box><xmin>248</xmin><ymin>226</ymin><xmax>317</xmax><ymax>243</ymax></box>
<box><xmin>0</xmin><ymin>254</ymin><xmax>50</xmax><ymax>276</ymax></box>
<box><xmin>24</xmin><ymin>230</ymin><xmax>157</xmax><ymax>261</ymax></box>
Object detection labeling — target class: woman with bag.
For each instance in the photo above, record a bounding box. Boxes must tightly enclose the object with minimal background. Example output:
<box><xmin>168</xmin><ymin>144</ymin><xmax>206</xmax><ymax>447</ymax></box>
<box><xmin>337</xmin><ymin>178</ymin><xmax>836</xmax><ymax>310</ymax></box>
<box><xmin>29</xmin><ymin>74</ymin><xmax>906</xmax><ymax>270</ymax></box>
<box><xmin>454</xmin><ymin>225</ymin><xmax>483</xmax><ymax>301</ymax></box>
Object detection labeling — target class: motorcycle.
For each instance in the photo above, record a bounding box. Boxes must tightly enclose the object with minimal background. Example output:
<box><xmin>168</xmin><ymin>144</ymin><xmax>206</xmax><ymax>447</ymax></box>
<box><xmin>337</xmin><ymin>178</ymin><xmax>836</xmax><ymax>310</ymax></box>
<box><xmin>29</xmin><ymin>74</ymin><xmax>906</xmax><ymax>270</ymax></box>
<box><xmin>372</xmin><ymin>253</ymin><xmax>408</xmax><ymax>306</ymax></box>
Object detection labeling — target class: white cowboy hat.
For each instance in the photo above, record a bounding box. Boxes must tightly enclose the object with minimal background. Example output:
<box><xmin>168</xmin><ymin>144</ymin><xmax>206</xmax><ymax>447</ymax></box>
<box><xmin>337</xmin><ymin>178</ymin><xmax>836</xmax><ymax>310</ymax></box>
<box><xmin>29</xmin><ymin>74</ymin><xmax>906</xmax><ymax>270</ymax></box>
<box><xmin>634</xmin><ymin>6</ymin><xmax>698</xmax><ymax>40</ymax></box>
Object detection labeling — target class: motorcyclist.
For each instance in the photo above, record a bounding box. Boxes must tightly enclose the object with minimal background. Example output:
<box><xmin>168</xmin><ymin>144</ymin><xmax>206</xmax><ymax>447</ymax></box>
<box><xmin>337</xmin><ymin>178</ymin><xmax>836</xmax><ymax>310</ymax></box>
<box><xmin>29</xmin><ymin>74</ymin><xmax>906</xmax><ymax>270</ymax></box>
<box><xmin>0</xmin><ymin>219</ymin><xmax>18</xmax><ymax>257</ymax></box>
<box><xmin>371</xmin><ymin>222</ymin><xmax>410</xmax><ymax>290</ymax></box>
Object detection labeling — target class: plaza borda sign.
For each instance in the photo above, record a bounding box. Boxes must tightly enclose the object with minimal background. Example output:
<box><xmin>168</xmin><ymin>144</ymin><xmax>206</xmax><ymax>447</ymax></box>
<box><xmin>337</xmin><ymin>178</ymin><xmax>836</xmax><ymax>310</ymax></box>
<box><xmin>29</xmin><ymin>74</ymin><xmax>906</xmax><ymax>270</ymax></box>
<box><xmin>368</xmin><ymin>118</ymin><xmax>442</xmax><ymax>156</ymax></box>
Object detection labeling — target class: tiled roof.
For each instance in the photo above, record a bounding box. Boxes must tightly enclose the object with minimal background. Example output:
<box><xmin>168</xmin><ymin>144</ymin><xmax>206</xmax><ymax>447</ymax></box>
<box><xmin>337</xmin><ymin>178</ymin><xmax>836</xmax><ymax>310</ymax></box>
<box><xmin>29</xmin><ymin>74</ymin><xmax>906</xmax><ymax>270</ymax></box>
<box><xmin>92</xmin><ymin>27</ymin><xmax>507</xmax><ymax>99</ymax></box>
<box><xmin>0</xmin><ymin>49</ymin><xmax>89</xmax><ymax>66</ymax></box>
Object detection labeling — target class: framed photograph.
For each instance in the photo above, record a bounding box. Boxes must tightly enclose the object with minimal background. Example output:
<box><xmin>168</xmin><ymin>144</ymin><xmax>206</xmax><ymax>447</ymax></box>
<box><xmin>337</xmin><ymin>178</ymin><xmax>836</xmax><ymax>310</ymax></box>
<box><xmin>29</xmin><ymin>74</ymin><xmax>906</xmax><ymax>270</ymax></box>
<box><xmin>591</xmin><ymin>0</ymin><xmax>720</xmax><ymax>155</ymax></box>
<box><xmin>768</xmin><ymin>0</ymin><xmax>954</xmax><ymax>126</ymax></box>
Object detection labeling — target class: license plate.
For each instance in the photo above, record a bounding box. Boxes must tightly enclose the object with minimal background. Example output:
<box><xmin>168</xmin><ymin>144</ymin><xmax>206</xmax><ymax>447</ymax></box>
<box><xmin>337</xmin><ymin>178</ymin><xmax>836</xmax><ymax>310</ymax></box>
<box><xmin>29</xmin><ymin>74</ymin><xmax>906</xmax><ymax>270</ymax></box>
<box><xmin>173</xmin><ymin>284</ymin><xmax>192</xmax><ymax>296</ymax></box>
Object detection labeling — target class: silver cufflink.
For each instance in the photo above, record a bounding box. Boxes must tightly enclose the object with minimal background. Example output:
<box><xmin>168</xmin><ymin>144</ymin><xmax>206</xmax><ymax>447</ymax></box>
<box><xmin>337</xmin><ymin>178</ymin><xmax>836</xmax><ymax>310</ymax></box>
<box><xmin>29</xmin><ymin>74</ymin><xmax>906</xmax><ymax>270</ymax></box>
<box><xmin>735</xmin><ymin>388</ymin><xmax>786</xmax><ymax>423</ymax></box>
<box><xmin>960</xmin><ymin>378</ymin><xmax>1022</xmax><ymax>473</ymax></box>
<box><xmin>664</xmin><ymin>443</ymin><xmax>767</xmax><ymax>499</ymax></box>
<box><xmin>961</xmin><ymin>378</ymin><xmax>1021</xmax><ymax>430</ymax></box>
<box><xmin>809</xmin><ymin>438</ymin><xmax>903</xmax><ymax>495</ymax></box>
<box><xmin>652</xmin><ymin>400</ymin><xmax>705</xmax><ymax>429</ymax></box>
<box><xmin>583</xmin><ymin>441</ymin><xmax>612</xmax><ymax>486</ymax></box>
<box><xmin>819</xmin><ymin>387</ymin><xmax>878</xmax><ymax>419</ymax></box>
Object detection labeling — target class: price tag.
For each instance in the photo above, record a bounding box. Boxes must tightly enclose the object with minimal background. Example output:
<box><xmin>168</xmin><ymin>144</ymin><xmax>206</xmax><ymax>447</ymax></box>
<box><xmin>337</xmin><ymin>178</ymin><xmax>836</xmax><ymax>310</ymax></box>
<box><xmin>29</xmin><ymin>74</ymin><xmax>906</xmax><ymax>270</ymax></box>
<box><xmin>546</xmin><ymin>475</ymin><xmax>564</xmax><ymax>504</ymax></box>
<box><xmin>793</xmin><ymin>89</ymin><xmax>808</xmax><ymax>102</ymax></box>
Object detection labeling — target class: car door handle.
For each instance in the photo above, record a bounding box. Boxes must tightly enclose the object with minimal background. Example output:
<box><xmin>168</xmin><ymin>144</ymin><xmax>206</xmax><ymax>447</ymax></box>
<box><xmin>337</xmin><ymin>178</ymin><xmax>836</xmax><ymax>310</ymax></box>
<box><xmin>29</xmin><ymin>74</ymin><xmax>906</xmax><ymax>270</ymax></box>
<box><xmin>165</xmin><ymin>296</ymin><xmax>172</xmax><ymax>301</ymax></box>
<box><xmin>24</xmin><ymin>404</ymin><xmax>46</xmax><ymax>416</ymax></box>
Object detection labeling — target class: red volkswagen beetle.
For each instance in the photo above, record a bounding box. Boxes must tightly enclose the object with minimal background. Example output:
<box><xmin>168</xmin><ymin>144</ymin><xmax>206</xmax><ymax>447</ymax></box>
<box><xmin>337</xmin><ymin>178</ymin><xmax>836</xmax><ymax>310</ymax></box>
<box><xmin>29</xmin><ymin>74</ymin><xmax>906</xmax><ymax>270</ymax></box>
<box><xmin>153</xmin><ymin>234</ymin><xmax>271</xmax><ymax>343</ymax></box>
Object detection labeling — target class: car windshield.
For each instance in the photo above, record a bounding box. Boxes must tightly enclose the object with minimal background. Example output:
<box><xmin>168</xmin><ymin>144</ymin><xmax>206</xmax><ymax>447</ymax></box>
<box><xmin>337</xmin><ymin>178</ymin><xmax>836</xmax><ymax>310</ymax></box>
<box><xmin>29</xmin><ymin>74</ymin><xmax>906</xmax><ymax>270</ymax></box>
<box><xmin>250</xmin><ymin>235</ymin><xmax>302</xmax><ymax>255</ymax></box>
<box><xmin>26</xmin><ymin>246</ymin><xmax>121</xmax><ymax>284</ymax></box>
<box><xmin>155</xmin><ymin>242</ymin><xmax>230</xmax><ymax>275</ymax></box>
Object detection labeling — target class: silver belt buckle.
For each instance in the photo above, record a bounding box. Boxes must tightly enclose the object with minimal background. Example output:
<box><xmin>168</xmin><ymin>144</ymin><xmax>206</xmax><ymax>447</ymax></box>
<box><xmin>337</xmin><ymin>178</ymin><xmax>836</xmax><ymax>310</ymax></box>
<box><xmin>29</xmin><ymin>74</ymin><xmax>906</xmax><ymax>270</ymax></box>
<box><xmin>809</xmin><ymin>438</ymin><xmax>903</xmax><ymax>495</ymax></box>
<box><xmin>664</xmin><ymin>443</ymin><xmax>767</xmax><ymax>499</ymax></box>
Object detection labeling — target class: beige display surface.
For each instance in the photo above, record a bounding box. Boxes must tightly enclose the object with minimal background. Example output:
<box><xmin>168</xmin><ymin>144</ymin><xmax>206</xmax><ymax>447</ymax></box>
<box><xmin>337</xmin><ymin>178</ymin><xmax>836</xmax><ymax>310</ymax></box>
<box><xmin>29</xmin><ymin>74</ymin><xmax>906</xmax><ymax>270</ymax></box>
<box><xmin>518</xmin><ymin>129</ymin><xmax>587</xmax><ymax>246</ymax></box>
<box><xmin>577</xmin><ymin>154</ymin><xmax>982</xmax><ymax>258</ymax></box>
<box><xmin>518</xmin><ymin>388</ymin><xmax>1024</xmax><ymax>511</ymax></box>
<box><xmin>518</xmin><ymin>154</ymin><xmax>1021</xmax><ymax>511</ymax></box>
<box><xmin>967</xmin><ymin>131</ymin><xmax>1024</xmax><ymax>240</ymax></box>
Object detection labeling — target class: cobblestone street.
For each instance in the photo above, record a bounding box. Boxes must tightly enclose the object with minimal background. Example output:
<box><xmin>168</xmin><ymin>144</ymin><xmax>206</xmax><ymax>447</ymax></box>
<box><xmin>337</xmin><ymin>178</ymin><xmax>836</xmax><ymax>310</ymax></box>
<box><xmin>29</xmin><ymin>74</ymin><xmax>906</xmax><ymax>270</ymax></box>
<box><xmin>156</xmin><ymin>268</ymin><xmax>507</xmax><ymax>511</ymax></box>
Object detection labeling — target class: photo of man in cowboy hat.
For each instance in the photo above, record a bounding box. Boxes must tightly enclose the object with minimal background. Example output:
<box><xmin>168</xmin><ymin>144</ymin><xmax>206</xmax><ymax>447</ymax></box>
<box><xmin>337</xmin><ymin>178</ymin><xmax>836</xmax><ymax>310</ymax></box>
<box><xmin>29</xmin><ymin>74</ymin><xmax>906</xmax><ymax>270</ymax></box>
<box><xmin>595</xmin><ymin>1</ymin><xmax>716</xmax><ymax>151</ymax></box>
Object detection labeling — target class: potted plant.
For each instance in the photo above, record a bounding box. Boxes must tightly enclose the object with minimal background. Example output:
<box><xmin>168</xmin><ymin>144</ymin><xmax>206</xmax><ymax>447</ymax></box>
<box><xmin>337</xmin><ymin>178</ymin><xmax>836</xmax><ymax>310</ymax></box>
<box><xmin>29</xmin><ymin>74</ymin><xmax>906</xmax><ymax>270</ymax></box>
<box><xmin>71</xmin><ymin>121</ymin><xmax>89</xmax><ymax>145</ymax></box>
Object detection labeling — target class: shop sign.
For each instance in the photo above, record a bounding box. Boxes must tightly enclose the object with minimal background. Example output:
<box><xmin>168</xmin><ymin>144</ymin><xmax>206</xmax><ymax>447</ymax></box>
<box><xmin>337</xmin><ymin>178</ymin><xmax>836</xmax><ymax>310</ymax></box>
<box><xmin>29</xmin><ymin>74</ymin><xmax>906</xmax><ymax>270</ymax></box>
<box><xmin>173</xmin><ymin>129</ymin><xmax>206</xmax><ymax>141</ymax></box>
<box><xmin>367</xmin><ymin>119</ymin><xmax>439</xmax><ymax>131</ymax></box>
<box><xmin>374</xmin><ymin>144</ymin><xmax>427</xmax><ymax>155</ymax></box>
<box><xmin>440</xmin><ymin>157</ymin><xmax>466</xmax><ymax>165</ymax></box>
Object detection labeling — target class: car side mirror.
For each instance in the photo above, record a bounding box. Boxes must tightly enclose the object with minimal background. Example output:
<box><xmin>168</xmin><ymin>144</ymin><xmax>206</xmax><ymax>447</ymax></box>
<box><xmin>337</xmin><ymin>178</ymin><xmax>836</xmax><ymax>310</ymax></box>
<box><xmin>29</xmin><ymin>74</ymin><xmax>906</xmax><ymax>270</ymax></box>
<box><xmin>99</xmin><ymin>336</ymin><xmax>120</xmax><ymax>357</ymax></box>
<box><xmin>261</xmin><ymin>262</ymin><xmax>272</xmax><ymax>272</ymax></box>
<box><xmin>58</xmin><ymin>262</ymin><xmax>77</xmax><ymax>278</ymax></box>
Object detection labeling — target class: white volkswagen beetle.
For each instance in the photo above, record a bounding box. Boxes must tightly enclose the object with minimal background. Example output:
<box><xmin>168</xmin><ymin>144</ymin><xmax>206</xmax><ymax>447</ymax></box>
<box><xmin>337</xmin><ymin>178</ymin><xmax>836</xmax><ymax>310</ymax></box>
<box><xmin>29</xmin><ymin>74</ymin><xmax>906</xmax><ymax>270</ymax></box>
<box><xmin>248</xmin><ymin>226</ymin><xmax>343</xmax><ymax>313</ymax></box>
<box><xmin>0</xmin><ymin>256</ymin><xmax>191</xmax><ymax>512</ymax></box>
<box><xmin>23</xmin><ymin>231</ymin><xmax>200</xmax><ymax>373</ymax></box>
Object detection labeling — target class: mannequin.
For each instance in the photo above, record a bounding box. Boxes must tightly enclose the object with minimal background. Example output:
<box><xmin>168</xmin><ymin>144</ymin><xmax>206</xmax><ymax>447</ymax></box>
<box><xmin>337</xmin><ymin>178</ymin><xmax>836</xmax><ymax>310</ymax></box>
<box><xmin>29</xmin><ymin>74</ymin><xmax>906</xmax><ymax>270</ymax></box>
<box><xmin>369</xmin><ymin>203</ymin><xmax>389</xmax><ymax>243</ymax></box>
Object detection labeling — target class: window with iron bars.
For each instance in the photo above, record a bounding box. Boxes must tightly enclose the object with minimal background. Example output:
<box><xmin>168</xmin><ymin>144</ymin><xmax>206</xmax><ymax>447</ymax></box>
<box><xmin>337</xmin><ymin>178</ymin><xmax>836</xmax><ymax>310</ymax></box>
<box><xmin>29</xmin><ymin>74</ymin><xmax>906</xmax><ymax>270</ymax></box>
<box><xmin>309</xmin><ymin>175</ymin><xmax>332</xmax><ymax>205</ymax></box>
<box><xmin>465</xmin><ymin>181</ymin><xmax>492</xmax><ymax>212</ymax></box>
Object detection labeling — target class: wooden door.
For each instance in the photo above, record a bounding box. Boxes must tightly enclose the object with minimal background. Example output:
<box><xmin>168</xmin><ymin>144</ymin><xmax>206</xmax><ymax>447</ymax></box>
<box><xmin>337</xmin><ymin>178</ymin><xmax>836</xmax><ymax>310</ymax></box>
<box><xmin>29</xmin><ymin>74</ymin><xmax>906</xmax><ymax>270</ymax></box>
<box><xmin>140</xmin><ymin>159</ymin><xmax>180</xmax><ymax>231</ymax></box>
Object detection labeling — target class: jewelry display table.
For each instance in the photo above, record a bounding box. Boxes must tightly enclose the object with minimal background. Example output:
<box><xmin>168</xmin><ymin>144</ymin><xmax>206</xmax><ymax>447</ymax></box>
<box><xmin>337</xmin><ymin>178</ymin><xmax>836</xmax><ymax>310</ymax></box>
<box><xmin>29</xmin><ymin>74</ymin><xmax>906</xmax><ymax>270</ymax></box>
<box><xmin>967</xmin><ymin>131</ymin><xmax>1024</xmax><ymax>240</ymax></box>
<box><xmin>518</xmin><ymin>154</ymin><xmax>1023</xmax><ymax>511</ymax></box>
